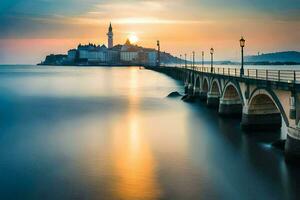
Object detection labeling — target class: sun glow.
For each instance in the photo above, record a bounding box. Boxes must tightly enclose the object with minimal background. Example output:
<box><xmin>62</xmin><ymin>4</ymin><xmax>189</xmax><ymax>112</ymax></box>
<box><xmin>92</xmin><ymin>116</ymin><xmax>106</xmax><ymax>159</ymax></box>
<box><xmin>129</xmin><ymin>34</ymin><xmax>139</xmax><ymax>44</ymax></box>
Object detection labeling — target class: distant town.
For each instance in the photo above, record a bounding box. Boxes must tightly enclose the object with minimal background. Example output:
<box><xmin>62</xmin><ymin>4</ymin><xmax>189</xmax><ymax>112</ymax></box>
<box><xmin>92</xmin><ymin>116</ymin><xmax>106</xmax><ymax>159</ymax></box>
<box><xmin>39</xmin><ymin>23</ymin><xmax>180</xmax><ymax>66</ymax></box>
<box><xmin>39</xmin><ymin>23</ymin><xmax>300</xmax><ymax>66</ymax></box>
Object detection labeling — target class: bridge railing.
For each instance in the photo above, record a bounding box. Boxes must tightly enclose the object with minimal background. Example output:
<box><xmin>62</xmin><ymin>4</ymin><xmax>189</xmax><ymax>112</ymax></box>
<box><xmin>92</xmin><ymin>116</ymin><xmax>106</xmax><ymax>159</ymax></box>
<box><xmin>167</xmin><ymin>65</ymin><xmax>300</xmax><ymax>83</ymax></box>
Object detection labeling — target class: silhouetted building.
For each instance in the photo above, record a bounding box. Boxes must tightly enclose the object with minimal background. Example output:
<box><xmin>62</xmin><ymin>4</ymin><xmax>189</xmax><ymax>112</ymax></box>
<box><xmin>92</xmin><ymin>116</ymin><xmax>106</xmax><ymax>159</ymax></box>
<box><xmin>147</xmin><ymin>51</ymin><xmax>157</xmax><ymax>66</ymax></box>
<box><xmin>67</xmin><ymin>49</ymin><xmax>77</xmax><ymax>62</ymax></box>
<box><xmin>120</xmin><ymin>39</ymin><xmax>140</xmax><ymax>63</ymax></box>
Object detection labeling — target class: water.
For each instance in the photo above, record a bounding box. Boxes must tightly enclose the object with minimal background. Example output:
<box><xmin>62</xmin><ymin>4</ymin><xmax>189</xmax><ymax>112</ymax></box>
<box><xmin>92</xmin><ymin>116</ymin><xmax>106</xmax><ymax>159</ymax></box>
<box><xmin>0</xmin><ymin>65</ymin><xmax>299</xmax><ymax>200</ymax></box>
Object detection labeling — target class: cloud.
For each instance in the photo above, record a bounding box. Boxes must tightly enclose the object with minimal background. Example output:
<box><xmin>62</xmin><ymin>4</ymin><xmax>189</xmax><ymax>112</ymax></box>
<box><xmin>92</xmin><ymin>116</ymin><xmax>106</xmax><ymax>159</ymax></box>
<box><xmin>0</xmin><ymin>0</ymin><xmax>299</xmax><ymax>63</ymax></box>
<box><xmin>34</xmin><ymin>15</ymin><xmax>213</xmax><ymax>26</ymax></box>
<box><xmin>1</xmin><ymin>0</ymin><xmax>299</xmax><ymax>39</ymax></box>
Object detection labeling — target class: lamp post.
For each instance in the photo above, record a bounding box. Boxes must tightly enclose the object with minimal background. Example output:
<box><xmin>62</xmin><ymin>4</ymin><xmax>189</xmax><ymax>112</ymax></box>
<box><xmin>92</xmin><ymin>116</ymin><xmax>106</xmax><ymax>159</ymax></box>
<box><xmin>185</xmin><ymin>54</ymin><xmax>187</xmax><ymax>70</ymax></box>
<box><xmin>240</xmin><ymin>36</ymin><xmax>245</xmax><ymax>76</ymax></box>
<box><xmin>202</xmin><ymin>51</ymin><xmax>204</xmax><ymax>70</ymax></box>
<box><xmin>192</xmin><ymin>51</ymin><xmax>195</xmax><ymax>72</ymax></box>
<box><xmin>180</xmin><ymin>54</ymin><xmax>182</xmax><ymax>68</ymax></box>
<box><xmin>156</xmin><ymin>40</ymin><xmax>160</xmax><ymax>67</ymax></box>
<box><xmin>210</xmin><ymin>48</ymin><xmax>214</xmax><ymax>73</ymax></box>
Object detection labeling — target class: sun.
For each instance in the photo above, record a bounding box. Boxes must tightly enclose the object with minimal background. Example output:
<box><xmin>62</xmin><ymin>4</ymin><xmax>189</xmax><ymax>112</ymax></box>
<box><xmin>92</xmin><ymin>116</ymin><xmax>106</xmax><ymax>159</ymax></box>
<box><xmin>129</xmin><ymin>34</ymin><xmax>139</xmax><ymax>44</ymax></box>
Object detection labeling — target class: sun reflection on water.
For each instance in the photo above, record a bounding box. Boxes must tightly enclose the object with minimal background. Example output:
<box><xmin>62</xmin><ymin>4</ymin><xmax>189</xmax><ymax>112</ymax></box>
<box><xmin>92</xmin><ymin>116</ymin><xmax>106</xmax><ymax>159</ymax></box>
<box><xmin>111</xmin><ymin>67</ymin><xmax>161</xmax><ymax>200</ymax></box>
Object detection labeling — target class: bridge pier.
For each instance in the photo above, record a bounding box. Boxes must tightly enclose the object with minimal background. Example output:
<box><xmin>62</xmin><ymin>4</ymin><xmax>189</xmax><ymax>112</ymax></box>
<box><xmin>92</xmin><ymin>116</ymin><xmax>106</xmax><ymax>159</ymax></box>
<box><xmin>194</xmin><ymin>86</ymin><xmax>200</xmax><ymax>97</ymax></box>
<box><xmin>184</xmin><ymin>82</ymin><xmax>189</xmax><ymax>94</ymax></box>
<box><xmin>241</xmin><ymin>92</ymin><xmax>283</xmax><ymax>131</ymax></box>
<box><xmin>241</xmin><ymin>108</ymin><xmax>282</xmax><ymax>131</ymax></box>
<box><xmin>199</xmin><ymin>90</ymin><xmax>207</xmax><ymax>101</ymax></box>
<box><xmin>219</xmin><ymin>99</ymin><xmax>242</xmax><ymax>116</ymax></box>
<box><xmin>286</xmin><ymin>93</ymin><xmax>300</xmax><ymax>163</ymax></box>
<box><xmin>289</xmin><ymin>96</ymin><xmax>296</xmax><ymax>119</ymax></box>
<box><xmin>207</xmin><ymin>92</ymin><xmax>220</xmax><ymax>108</ymax></box>
<box><xmin>187</xmin><ymin>83</ymin><xmax>194</xmax><ymax>95</ymax></box>
<box><xmin>285</xmin><ymin>127</ymin><xmax>300</xmax><ymax>163</ymax></box>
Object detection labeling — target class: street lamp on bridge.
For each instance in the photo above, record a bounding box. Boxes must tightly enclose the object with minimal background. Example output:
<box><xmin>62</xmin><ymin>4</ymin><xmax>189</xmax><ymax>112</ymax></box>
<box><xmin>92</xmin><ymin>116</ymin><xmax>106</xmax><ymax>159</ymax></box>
<box><xmin>202</xmin><ymin>51</ymin><xmax>204</xmax><ymax>71</ymax></box>
<box><xmin>156</xmin><ymin>40</ymin><xmax>160</xmax><ymax>67</ymax></box>
<box><xmin>184</xmin><ymin>54</ymin><xmax>187</xmax><ymax>69</ymax></box>
<box><xmin>192</xmin><ymin>51</ymin><xmax>195</xmax><ymax>71</ymax></box>
<box><xmin>240</xmin><ymin>36</ymin><xmax>245</xmax><ymax>76</ymax></box>
<box><xmin>210</xmin><ymin>48</ymin><xmax>214</xmax><ymax>73</ymax></box>
<box><xmin>180</xmin><ymin>54</ymin><xmax>182</xmax><ymax>68</ymax></box>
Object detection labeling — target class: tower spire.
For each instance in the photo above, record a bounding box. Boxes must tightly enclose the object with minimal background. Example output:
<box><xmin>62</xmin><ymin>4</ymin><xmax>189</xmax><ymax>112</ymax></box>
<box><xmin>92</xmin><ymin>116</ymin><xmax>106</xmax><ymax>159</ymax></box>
<box><xmin>109</xmin><ymin>22</ymin><xmax>112</xmax><ymax>32</ymax></box>
<box><xmin>107</xmin><ymin>22</ymin><xmax>113</xmax><ymax>48</ymax></box>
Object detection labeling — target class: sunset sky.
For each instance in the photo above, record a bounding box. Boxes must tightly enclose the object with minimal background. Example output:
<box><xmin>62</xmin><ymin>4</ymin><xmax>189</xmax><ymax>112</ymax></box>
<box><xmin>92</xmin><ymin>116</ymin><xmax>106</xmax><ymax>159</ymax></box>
<box><xmin>0</xmin><ymin>0</ymin><xmax>299</xmax><ymax>64</ymax></box>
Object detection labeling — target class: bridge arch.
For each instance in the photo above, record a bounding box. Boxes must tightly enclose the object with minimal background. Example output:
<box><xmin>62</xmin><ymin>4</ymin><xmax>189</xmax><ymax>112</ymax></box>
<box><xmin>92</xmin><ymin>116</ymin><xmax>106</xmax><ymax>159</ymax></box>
<box><xmin>202</xmin><ymin>77</ymin><xmax>209</xmax><ymax>92</ymax></box>
<box><xmin>209</xmin><ymin>78</ymin><xmax>221</xmax><ymax>95</ymax></box>
<box><xmin>207</xmin><ymin>78</ymin><xmax>221</xmax><ymax>107</ymax></box>
<box><xmin>248</xmin><ymin>88</ymin><xmax>289</xmax><ymax>127</ymax></box>
<box><xmin>218</xmin><ymin>81</ymin><xmax>244</xmax><ymax>115</ymax></box>
<box><xmin>194</xmin><ymin>76</ymin><xmax>200</xmax><ymax>88</ymax></box>
<box><xmin>221</xmin><ymin>81</ymin><xmax>244</xmax><ymax>105</ymax></box>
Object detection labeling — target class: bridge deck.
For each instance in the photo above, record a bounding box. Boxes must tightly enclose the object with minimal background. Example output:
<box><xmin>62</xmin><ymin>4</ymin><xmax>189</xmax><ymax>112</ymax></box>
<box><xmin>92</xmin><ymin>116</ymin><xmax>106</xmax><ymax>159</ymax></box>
<box><xmin>195</xmin><ymin>66</ymin><xmax>300</xmax><ymax>84</ymax></box>
<box><xmin>153</xmin><ymin>65</ymin><xmax>300</xmax><ymax>91</ymax></box>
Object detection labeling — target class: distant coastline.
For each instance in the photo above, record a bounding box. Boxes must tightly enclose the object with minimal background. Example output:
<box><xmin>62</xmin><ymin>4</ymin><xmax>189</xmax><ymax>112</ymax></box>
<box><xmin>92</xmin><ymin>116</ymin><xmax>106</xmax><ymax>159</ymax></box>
<box><xmin>245</xmin><ymin>51</ymin><xmax>300</xmax><ymax>64</ymax></box>
<box><xmin>39</xmin><ymin>51</ymin><xmax>300</xmax><ymax>67</ymax></box>
<box><xmin>216</xmin><ymin>61</ymin><xmax>300</xmax><ymax>65</ymax></box>
<box><xmin>37</xmin><ymin>61</ymin><xmax>300</xmax><ymax>67</ymax></box>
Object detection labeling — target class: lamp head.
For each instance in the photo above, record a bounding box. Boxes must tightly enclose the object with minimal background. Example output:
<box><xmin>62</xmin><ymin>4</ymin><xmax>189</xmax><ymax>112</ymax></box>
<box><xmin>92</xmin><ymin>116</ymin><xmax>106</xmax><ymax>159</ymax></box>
<box><xmin>240</xmin><ymin>36</ymin><xmax>245</xmax><ymax>48</ymax></box>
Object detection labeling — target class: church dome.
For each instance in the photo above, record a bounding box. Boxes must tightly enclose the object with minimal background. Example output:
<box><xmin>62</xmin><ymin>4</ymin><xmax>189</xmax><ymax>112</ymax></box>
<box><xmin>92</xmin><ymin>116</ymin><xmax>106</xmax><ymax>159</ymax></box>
<box><xmin>121</xmin><ymin>39</ymin><xmax>132</xmax><ymax>51</ymax></box>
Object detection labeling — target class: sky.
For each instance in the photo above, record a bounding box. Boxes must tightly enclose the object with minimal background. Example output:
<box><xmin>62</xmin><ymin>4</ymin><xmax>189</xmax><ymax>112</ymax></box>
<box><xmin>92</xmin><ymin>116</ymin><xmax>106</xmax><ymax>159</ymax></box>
<box><xmin>0</xmin><ymin>0</ymin><xmax>299</xmax><ymax>64</ymax></box>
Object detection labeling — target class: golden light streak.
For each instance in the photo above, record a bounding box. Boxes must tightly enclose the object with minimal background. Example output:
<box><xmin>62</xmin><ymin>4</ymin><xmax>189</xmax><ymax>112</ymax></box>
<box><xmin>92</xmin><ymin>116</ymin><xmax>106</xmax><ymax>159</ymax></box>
<box><xmin>111</xmin><ymin>68</ymin><xmax>161</xmax><ymax>200</ymax></box>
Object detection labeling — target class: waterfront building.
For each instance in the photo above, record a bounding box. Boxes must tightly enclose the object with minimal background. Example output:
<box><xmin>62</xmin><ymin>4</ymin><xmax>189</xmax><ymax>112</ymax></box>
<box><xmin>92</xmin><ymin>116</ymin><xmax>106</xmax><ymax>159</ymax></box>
<box><xmin>67</xmin><ymin>49</ymin><xmax>77</xmax><ymax>61</ymax></box>
<box><xmin>97</xmin><ymin>45</ymin><xmax>108</xmax><ymax>62</ymax></box>
<box><xmin>87</xmin><ymin>50</ymin><xmax>98</xmax><ymax>62</ymax></box>
<box><xmin>77</xmin><ymin>44</ymin><xmax>108</xmax><ymax>64</ymax></box>
<box><xmin>147</xmin><ymin>51</ymin><xmax>157</xmax><ymax>66</ymax></box>
<box><xmin>78</xmin><ymin>44</ymin><xmax>95</xmax><ymax>60</ymax></box>
<box><xmin>120</xmin><ymin>50</ymin><xmax>139</xmax><ymax>63</ymax></box>
<box><xmin>106</xmin><ymin>50</ymin><xmax>120</xmax><ymax>64</ymax></box>
<box><xmin>120</xmin><ymin>39</ymin><xmax>140</xmax><ymax>63</ymax></box>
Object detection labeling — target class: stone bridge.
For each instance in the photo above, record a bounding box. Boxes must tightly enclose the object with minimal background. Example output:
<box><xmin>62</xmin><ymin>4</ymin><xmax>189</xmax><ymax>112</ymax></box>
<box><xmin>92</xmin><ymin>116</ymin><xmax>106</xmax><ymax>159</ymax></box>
<box><xmin>148</xmin><ymin>66</ymin><xmax>300</xmax><ymax>163</ymax></box>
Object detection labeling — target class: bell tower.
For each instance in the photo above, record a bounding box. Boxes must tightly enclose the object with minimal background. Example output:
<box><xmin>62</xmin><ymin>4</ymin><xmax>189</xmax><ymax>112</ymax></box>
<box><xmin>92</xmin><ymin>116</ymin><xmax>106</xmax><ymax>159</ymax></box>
<box><xmin>107</xmin><ymin>22</ymin><xmax>113</xmax><ymax>48</ymax></box>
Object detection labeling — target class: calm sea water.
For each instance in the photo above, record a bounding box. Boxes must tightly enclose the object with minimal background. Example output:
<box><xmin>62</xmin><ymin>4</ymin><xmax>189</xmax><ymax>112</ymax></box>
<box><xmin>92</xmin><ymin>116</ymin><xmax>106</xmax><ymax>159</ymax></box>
<box><xmin>0</xmin><ymin>65</ymin><xmax>299</xmax><ymax>200</ymax></box>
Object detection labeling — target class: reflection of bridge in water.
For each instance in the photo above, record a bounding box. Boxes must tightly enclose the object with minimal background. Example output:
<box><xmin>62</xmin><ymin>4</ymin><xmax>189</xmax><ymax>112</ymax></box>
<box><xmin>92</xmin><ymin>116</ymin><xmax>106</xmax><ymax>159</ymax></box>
<box><xmin>147</xmin><ymin>65</ymin><xmax>300</xmax><ymax>163</ymax></box>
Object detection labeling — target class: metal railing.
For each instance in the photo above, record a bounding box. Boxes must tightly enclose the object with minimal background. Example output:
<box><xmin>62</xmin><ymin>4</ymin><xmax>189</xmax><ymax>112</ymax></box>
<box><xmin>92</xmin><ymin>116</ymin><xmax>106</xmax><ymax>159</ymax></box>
<box><xmin>164</xmin><ymin>64</ymin><xmax>300</xmax><ymax>84</ymax></box>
